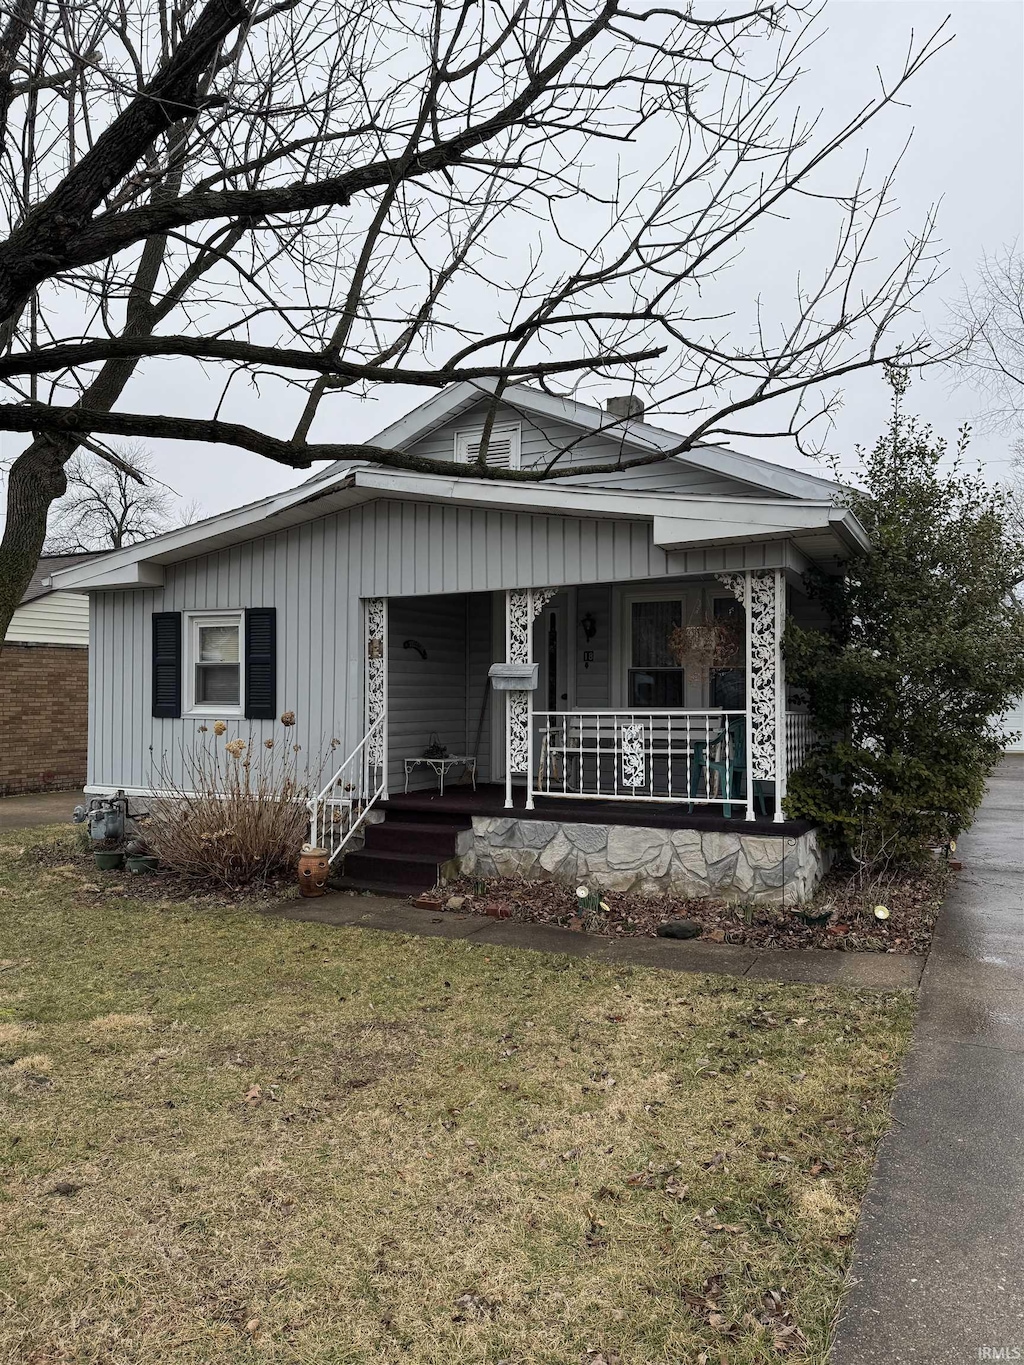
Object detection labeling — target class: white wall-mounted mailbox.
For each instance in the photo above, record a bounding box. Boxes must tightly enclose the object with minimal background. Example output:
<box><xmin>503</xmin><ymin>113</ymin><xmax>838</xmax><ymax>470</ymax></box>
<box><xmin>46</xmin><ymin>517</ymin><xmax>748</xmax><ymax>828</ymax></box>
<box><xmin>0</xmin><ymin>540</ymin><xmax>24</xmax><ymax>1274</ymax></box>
<box><xmin>488</xmin><ymin>662</ymin><xmax>539</xmax><ymax>690</ymax></box>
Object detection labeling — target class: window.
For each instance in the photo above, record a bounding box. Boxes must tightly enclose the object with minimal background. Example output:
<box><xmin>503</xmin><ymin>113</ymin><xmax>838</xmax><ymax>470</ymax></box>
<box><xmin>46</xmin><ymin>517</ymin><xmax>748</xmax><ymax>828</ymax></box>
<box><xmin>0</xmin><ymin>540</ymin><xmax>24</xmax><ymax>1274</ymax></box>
<box><xmin>186</xmin><ymin>612</ymin><xmax>243</xmax><ymax>713</ymax></box>
<box><xmin>454</xmin><ymin>422</ymin><xmax>522</xmax><ymax>469</ymax></box>
<box><xmin>709</xmin><ymin>596</ymin><xmax>745</xmax><ymax>709</ymax></box>
<box><xmin>710</xmin><ymin>668</ymin><xmax>745</xmax><ymax>709</ymax></box>
<box><xmin>627</xmin><ymin>598</ymin><xmax>684</xmax><ymax>707</ymax></box>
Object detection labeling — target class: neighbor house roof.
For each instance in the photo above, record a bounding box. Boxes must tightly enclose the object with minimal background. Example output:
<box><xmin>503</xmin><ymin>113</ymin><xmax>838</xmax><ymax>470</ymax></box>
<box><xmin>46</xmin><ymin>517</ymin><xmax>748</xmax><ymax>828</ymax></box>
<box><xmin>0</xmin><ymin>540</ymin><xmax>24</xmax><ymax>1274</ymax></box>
<box><xmin>21</xmin><ymin>552</ymin><xmax>106</xmax><ymax>603</ymax></box>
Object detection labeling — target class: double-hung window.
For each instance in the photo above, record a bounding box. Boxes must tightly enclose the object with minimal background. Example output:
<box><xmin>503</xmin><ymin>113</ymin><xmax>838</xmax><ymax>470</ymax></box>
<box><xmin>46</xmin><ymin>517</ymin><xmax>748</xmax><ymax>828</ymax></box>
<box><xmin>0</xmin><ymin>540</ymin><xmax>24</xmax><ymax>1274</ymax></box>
<box><xmin>627</xmin><ymin>598</ymin><xmax>684</xmax><ymax>707</ymax></box>
<box><xmin>186</xmin><ymin>612</ymin><xmax>244</xmax><ymax>714</ymax></box>
<box><xmin>709</xmin><ymin>596</ymin><xmax>746</xmax><ymax>710</ymax></box>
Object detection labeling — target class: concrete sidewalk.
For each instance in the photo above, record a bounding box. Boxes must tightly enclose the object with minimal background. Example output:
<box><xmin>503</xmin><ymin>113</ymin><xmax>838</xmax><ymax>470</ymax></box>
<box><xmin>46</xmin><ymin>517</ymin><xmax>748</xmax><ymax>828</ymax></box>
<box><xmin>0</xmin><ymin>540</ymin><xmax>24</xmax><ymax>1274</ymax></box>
<box><xmin>831</xmin><ymin>756</ymin><xmax>1024</xmax><ymax>1364</ymax></box>
<box><xmin>0</xmin><ymin>788</ymin><xmax>83</xmax><ymax>829</ymax></box>
<box><xmin>269</xmin><ymin>888</ymin><xmax>925</xmax><ymax>991</ymax></box>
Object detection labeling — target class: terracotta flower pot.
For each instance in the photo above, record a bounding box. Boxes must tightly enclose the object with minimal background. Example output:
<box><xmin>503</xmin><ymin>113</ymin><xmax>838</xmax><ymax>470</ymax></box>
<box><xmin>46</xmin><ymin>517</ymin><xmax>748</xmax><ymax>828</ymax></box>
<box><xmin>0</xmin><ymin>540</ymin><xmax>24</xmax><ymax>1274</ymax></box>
<box><xmin>298</xmin><ymin>846</ymin><xmax>330</xmax><ymax>897</ymax></box>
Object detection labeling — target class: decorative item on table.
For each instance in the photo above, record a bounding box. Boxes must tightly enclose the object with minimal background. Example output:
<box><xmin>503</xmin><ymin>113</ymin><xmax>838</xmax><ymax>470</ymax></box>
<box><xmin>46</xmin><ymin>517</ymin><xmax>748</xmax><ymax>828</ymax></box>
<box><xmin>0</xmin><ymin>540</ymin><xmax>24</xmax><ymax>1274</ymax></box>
<box><xmin>297</xmin><ymin>845</ymin><xmax>330</xmax><ymax>897</ymax></box>
<box><xmin>423</xmin><ymin>733</ymin><xmax>449</xmax><ymax>760</ymax></box>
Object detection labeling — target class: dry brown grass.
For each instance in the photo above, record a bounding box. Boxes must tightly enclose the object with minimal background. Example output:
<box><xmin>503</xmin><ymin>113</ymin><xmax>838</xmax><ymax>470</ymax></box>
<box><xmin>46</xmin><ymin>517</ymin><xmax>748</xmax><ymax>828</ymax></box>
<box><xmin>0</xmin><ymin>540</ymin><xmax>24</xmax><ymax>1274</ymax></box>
<box><xmin>0</xmin><ymin>825</ymin><xmax>916</xmax><ymax>1364</ymax></box>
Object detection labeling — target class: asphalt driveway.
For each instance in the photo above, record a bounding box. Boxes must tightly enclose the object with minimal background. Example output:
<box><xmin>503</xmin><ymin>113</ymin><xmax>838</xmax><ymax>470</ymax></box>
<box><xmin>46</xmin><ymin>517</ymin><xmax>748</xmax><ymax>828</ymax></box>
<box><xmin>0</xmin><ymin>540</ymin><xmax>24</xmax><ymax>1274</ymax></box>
<box><xmin>0</xmin><ymin>788</ymin><xmax>83</xmax><ymax>829</ymax></box>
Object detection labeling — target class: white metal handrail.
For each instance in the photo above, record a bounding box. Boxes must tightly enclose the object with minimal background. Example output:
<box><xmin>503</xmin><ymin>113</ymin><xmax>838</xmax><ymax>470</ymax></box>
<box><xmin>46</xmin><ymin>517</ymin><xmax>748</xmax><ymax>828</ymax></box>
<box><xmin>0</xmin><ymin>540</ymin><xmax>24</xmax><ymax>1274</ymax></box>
<box><xmin>530</xmin><ymin>709</ymin><xmax>749</xmax><ymax>814</ymax></box>
<box><xmin>308</xmin><ymin>713</ymin><xmax>387</xmax><ymax>864</ymax></box>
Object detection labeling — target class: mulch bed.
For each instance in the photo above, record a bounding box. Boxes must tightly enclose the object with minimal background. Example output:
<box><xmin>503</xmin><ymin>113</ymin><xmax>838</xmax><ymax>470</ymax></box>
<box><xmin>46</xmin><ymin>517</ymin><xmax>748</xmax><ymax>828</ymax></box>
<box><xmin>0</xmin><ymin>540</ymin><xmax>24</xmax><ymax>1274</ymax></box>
<box><xmin>436</xmin><ymin>862</ymin><xmax>950</xmax><ymax>955</ymax></box>
<box><xmin>22</xmin><ymin>835</ymin><xmax>948</xmax><ymax>954</ymax></box>
<box><xmin>22</xmin><ymin>836</ymin><xmax>293</xmax><ymax>904</ymax></box>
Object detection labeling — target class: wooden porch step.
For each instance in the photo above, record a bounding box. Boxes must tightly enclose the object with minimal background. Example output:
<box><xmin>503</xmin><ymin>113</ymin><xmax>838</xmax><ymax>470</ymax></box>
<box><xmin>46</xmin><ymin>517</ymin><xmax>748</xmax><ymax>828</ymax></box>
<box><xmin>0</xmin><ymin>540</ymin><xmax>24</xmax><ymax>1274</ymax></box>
<box><xmin>376</xmin><ymin>800</ymin><xmax>473</xmax><ymax>828</ymax></box>
<box><xmin>363</xmin><ymin>820</ymin><xmax>463</xmax><ymax>856</ymax></box>
<box><xmin>341</xmin><ymin>847</ymin><xmax>445</xmax><ymax>893</ymax></box>
<box><xmin>334</xmin><ymin>803</ymin><xmax>473</xmax><ymax>895</ymax></box>
<box><xmin>328</xmin><ymin>873</ymin><xmax>436</xmax><ymax>898</ymax></box>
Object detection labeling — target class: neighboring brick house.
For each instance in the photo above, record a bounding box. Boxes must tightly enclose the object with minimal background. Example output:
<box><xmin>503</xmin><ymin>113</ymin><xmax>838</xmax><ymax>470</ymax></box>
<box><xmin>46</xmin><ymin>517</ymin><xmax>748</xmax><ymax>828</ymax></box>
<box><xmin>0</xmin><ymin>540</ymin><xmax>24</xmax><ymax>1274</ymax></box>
<box><xmin>1</xmin><ymin>554</ymin><xmax>99</xmax><ymax>795</ymax></box>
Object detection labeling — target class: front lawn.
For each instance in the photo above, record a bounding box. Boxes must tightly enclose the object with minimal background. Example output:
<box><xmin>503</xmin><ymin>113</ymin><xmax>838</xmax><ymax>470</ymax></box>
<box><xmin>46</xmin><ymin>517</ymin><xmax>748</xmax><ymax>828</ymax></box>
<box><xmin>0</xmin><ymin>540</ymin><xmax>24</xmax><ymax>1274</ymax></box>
<box><xmin>0</xmin><ymin>827</ymin><xmax>914</xmax><ymax>1364</ymax></box>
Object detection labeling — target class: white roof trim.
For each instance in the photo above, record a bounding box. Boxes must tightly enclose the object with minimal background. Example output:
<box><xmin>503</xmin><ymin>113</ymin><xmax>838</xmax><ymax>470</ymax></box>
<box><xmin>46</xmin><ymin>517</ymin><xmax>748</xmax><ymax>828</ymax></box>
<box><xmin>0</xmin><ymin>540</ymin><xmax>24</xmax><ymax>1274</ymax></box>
<box><xmin>51</xmin><ymin>462</ymin><xmax>868</xmax><ymax>592</ymax></box>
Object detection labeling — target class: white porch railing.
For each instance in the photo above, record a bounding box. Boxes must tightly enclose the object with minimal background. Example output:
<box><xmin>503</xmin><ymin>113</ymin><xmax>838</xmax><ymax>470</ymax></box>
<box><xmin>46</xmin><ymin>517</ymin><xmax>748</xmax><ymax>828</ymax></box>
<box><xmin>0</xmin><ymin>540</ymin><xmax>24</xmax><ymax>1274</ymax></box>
<box><xmin>308</xmin><ymin>713</ymin><xmax>387</xmax><ymax>864</ymax></box>
<box><xmin>530</xmin><ymin>709</ymin><xmax>750</xmax><ymax>813</ymax></box>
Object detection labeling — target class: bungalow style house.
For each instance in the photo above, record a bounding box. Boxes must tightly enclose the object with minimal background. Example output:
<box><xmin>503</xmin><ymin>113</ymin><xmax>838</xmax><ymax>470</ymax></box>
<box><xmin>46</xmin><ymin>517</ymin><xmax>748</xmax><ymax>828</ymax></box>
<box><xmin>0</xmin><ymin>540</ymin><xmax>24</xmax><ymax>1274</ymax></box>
<box><xmin>51</xmin><ymin>383</ymin><xmax>869</xmax><ymax>903</ymax></box>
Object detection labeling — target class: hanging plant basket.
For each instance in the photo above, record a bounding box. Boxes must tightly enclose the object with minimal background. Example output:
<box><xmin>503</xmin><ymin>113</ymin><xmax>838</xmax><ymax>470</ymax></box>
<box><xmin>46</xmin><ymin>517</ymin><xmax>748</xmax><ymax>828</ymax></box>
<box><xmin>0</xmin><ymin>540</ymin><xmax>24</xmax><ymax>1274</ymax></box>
<box><xmin>669</xmin><ymin>615</ymin><xmax>742</xmax><ymax>669</ymax></box>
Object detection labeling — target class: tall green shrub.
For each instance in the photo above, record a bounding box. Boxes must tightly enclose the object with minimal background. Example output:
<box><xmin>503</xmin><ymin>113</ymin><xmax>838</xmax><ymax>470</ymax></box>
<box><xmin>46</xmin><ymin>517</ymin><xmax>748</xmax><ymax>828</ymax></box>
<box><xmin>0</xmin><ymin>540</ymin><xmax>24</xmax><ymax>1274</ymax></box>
<box><xmin>785</xmin><ymin>373</ymin><xmax>1024</xmax><ymax>867</ymax></box>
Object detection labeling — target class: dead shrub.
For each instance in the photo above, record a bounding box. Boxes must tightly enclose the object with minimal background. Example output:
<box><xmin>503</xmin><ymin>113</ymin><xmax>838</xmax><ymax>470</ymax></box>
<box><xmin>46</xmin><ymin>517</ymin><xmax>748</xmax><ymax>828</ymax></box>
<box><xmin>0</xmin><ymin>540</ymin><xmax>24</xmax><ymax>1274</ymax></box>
<box><xmin>145</xmin><ymin>719</ymin><xmax>329</xmax><ymax>889</ymax></box>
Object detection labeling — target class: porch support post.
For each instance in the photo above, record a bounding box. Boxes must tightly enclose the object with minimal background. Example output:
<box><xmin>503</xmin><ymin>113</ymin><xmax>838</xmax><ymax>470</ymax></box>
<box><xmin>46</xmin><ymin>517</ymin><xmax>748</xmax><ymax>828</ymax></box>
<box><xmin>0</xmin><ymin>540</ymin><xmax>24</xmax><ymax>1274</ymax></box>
<box><xmin>747</xmin><ymin>568</ymin><xmax>785</xmax><ymax>822</ymax></box>
<box><xmin>365</xmin><ymin>597</ymin><xmax>388</xmax><ymax>800</ymax></box>
<box><xmin>716</xmin><ymin>568</ymin><xmax>785</xmax><ymax>820</ymax></box>
<box><xmin>744</xmin><ymin>571</ymin><xmax>755</xmax><ymax>820</ymax></box>
<box><xmin>773</xmin><ymin>568</ymin><xmax>787</xmax><ymax>822</ymax></box>
<box><xmin>505</xmin><ymin>586</ymin><xmax>556</xmax><ymax>811</ymax></box>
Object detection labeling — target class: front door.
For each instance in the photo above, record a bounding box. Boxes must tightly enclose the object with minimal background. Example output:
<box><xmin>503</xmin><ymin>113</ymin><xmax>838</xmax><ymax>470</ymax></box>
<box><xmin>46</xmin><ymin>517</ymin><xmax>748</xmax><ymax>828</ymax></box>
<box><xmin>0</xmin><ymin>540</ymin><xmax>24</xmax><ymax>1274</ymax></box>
<box><xmin>538</xmin><ymin>594</ymin><xmax>569</xmax><ymax>714</ymax></box>
<box><xmin>531</xmin><ymin>594</ymin><xmax>570</xmax><ymax>790</ymax></box>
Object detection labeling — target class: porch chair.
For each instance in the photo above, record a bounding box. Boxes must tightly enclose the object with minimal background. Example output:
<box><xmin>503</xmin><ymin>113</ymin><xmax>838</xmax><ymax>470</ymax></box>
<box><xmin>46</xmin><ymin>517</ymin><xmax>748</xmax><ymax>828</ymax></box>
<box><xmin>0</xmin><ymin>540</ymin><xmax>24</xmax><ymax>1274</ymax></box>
<box><xmin>689</xmin><ymin>718</ymin><xmax>770</xmax><ymax>818</ymax></box>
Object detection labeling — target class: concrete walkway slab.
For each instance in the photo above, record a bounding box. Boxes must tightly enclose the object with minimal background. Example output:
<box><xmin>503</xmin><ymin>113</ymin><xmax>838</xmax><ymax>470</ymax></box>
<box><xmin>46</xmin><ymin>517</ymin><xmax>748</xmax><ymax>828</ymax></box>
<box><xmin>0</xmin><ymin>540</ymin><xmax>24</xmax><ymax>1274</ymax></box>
<box><xmin>266</xmin><ymin>889</ymin><xmax>925</xmax><ymax>991</ymax></box>
<box><xmin>831</xmin><ymin>756</ymin><xmax>1024</xmax><ymax>1364</ymax></box>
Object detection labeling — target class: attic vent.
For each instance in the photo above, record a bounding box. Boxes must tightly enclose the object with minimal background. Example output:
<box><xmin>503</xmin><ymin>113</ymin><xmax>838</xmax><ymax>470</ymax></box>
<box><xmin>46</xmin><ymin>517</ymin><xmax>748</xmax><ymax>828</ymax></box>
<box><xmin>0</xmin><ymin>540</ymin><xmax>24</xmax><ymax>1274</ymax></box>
<box><xmin>454</xmin><ymin>423</ymin><xmax>521</xmax><ymax>470</ymax></box>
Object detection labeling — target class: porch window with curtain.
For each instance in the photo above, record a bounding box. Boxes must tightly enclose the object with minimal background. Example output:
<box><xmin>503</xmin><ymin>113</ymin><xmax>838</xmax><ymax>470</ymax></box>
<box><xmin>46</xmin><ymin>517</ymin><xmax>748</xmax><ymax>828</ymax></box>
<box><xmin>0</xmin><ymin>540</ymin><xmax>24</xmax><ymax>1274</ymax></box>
<box><xmin>709</xmin><ymin>595</ymin><xmax>745</xmax><ymax>709</ymax></box>
<box><xmin>628</xmin><ymin>599</ymin><xmax>684</xmax><ymax>706</ymax></box>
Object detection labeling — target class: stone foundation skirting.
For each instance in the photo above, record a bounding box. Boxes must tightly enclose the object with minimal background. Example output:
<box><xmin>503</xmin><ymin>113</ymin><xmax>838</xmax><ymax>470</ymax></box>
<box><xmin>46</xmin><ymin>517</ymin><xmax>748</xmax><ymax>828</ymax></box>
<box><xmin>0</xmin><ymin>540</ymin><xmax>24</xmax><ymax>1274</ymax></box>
<box><xmin>456</xmin><ymin>817</ymin><xmax>829</xmax><ymax>904</ymax></box>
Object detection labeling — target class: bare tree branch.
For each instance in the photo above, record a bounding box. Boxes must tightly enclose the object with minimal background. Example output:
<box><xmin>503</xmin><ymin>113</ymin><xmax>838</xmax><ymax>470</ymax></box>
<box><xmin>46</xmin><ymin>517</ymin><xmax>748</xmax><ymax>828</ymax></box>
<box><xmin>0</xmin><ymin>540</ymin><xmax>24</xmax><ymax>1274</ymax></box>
<box><xmin>0</xmin><ymin>0</ymin><xmax>952</xmax><ymax>637</ymax></box>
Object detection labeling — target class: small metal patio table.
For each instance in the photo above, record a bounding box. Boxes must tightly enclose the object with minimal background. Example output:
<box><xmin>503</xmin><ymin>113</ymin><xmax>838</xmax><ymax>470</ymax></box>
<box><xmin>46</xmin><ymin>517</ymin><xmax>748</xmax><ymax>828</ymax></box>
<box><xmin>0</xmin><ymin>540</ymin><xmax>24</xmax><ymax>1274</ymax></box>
<box><xmin>403</xmin><ymin>755</ymin><xmax>477</xmax><ymax>796</ymax></box>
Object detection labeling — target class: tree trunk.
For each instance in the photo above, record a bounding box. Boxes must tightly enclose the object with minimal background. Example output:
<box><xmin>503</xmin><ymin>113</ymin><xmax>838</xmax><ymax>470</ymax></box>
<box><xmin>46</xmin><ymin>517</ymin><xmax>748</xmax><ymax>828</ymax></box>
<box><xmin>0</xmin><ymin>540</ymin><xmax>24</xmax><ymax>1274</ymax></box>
<box><xmin>0</xmin><ymin>435</ymin><xmax>71</xmax><ymax>641</ymax></box>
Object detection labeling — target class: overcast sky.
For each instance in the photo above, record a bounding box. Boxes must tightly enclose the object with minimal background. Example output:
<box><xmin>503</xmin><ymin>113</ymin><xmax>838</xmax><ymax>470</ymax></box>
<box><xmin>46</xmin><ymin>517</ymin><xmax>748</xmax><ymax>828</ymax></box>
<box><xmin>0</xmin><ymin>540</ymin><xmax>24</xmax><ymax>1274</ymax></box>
<box><xmin>3</xmin><ymin>0</ymin><xmax>1022</xmax><ymax>525</ymax></box>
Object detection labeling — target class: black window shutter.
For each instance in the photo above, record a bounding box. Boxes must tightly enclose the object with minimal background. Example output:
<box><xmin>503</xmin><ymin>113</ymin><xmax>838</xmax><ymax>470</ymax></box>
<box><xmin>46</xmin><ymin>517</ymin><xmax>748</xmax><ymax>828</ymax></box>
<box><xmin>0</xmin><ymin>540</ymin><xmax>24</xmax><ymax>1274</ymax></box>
<box><xmin>152</xmin><ymin>612</ymin><xmax>182</xmax><ymax>718</ymax></box>
<box><xmin>245</xmin><ymin>608</ymin><xmax>277</xmax><ymax>720</ymax></box>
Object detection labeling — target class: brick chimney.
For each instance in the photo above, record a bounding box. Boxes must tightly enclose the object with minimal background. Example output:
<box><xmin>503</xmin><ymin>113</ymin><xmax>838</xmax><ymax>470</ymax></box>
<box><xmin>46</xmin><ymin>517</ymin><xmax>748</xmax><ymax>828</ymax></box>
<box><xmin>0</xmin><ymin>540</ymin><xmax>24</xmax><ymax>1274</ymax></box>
<box><xmin>605</xmin><ymin>394</ymin><xmax>644</xmax><ymax>422</ymax></box>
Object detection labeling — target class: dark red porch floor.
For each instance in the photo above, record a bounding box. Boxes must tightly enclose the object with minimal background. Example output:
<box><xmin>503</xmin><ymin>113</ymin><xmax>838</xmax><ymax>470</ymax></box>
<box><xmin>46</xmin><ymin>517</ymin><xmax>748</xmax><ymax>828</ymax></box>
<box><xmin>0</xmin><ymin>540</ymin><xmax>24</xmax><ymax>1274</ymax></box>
<box><xmin>379</xmin><ymin>782</ymin><xmax>813</xmax><ymax>837</ymax></box>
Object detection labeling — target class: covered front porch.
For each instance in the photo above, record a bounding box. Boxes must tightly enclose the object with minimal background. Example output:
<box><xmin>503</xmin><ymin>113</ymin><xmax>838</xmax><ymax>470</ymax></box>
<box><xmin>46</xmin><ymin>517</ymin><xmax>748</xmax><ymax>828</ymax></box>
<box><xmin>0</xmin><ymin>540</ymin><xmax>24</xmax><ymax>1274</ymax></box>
<box><xmin>380</xmin><ymin>567</ymin><xmax>812</xmax><ymax>821</ymax></box>
<box><xmin>309</xmin><ymin>564</ymin><xmax>821</xmax><ymax>880</ymax></box>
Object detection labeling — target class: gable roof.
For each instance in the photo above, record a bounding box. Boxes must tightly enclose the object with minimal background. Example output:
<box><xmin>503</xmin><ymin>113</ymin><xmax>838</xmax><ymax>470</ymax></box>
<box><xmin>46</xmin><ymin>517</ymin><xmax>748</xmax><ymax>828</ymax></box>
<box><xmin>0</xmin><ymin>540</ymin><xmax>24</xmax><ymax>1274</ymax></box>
<box><xmin>308</xmin><ymin>380</ymin><xmax>843</xmax><ymax>502</ymax></box>
<box><xmin>50</xmin><ymin>460</ymin><xmax>869</xmax><ymax>595</ymax></box>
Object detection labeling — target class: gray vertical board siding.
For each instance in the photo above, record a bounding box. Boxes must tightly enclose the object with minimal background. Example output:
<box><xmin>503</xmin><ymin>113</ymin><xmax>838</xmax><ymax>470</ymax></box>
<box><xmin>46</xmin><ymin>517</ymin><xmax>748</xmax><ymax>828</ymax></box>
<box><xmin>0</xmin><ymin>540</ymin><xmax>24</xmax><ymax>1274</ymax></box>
<box><xmin>404</xmin><ymin>398</ymin><xmax>766</xmax><ymax>495</ymax></box>
<box><xmin>405</xmin><ymin>398</ymin><xmax>623</xmax><ymax>471</ymax></box>
<box><xmin>87</xmin><ymin>497</ymin><xmax>798</xmax><ymax>791</ymax></box>
<box><xmin>574</xmin><ymin>584</ymin><xmax>612</xmax><ymax>709</ymax></box>
<box><xmin>466</xmin><ymin>593</ymin><xmax>494</xmax><ymax>781</ymax></box>
<box><xmin>387</xmin><ymin>594</ymin><xmax>468</xmax><ymax>792</ymax></box>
